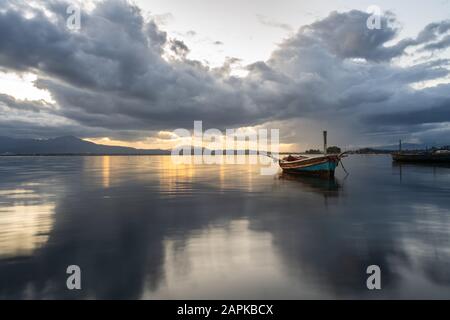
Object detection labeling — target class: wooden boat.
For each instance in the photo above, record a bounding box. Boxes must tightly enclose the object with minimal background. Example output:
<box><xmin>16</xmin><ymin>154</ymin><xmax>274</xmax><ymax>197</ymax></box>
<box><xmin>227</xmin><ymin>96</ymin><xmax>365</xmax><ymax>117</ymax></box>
<box><xmin>392</xmin><ymin>150</ymin><xmax>450</xmax><ymax>163</ymax></box>
<box><xmin>276</xmin><ymin>131</ymin><xmax>347</xmax><ymax>177</ymax></box>
<box><xmin>279</xmin><ymin>154</ymin><xmax>343</xmax><ymax>177</ymax></box>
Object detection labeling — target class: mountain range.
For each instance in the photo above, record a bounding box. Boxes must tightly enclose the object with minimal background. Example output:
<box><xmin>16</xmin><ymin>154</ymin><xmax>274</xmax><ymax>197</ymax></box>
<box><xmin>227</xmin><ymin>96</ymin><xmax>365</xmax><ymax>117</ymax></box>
<box><xmin>0</xmin><ymin>136</ymin><xmax>171</xmax><ymax>155</ymax></box>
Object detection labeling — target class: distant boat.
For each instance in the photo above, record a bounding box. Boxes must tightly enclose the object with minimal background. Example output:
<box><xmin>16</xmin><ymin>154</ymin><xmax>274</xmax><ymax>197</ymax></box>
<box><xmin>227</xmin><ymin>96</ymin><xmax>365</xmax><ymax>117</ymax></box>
<box><xmin>279</xmin><ymin>154</ymin><xmax>343</xmax><ymax>177</ymax></box>
<box><xmin>392</xmin><ymin>139</ymin><xmax>450</xmax><ymax>163</ymax></box>
<box><xmin>392</xmin><ymin>150</ymin><xmax>450</xmax><ymax>163</ymax></box>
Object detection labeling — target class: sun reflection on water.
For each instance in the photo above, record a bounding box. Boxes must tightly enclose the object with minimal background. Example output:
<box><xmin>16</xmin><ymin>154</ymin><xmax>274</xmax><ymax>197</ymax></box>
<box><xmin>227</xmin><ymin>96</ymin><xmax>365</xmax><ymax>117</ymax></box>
<box><xmin>0</xmin><ymin>189</ymin><xmax>55</xmax><ymax>258</ymax></box>
<box><xmin>102</xmin><ymin>156</ymin><xmax>111</xmax><ymax>188</ymax></box>
<box><xmin>144</xmin><ymin>219</ymin><xmax>288</xmax><ymax>299</ymax></box>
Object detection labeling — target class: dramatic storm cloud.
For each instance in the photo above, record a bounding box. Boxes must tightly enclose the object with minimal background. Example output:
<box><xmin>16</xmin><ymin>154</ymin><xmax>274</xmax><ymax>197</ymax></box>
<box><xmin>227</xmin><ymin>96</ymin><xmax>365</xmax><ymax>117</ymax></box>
<box><xmin>0</xmin><ymin>0</ymin><xmax>450</xmax><ymax>147</ymax></box>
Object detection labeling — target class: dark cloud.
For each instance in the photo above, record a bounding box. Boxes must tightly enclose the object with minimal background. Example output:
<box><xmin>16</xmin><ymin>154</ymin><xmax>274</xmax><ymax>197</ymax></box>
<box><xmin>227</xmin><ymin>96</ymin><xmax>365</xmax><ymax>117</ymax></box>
<box><xmin>169</xmin><ymin>39</ymin><xmax>190</xmax><ymax>57</ymax></box>
<box><xmin>0</xmin><ymin>0</ymin><xmax>259</xmax><ymax>132</ymax></box>
<box><xmin>0</xmin><ymin>1</ymin><xmax>449</xmax><ymax>146</ymax></box>
<box><xmin>423</xmin><ymin>35</ymin><xmax>450</xmax><ymax>51</ymax></box>
<box><xmin>186</xmin><ymin>30</ymin><xmax>197</xmax><ymax>37</ymax></box>
<box><xmin>287</xmin><ymin>10</ymin><xmax>416</xmax><ymax>62</ymax></box>
<box><xmin>212</xmin><ymin>57</ymin><xmax>242</xmax><ymax>77</ymax></box>
<box><xmin>368</xmin><ymin>102</ymin><xmax>450</xmax><ymax>126</ymax></box>
<box><xmin>365</xmin><ymin>84</ymin><xmax>450</xmax><ymax>126</ymax></box>
<box><xmin>416</xmin><ymin>20</ymin><xmax>450</xmax><ymax>43</ymax></box>
<box><xmin>0</xmin><ymin>94</ymin><xmax>52</xmax><ymax>113</ymax></box>
<box><xmin>256</xmin><ymin>14</ymin><xmax>293</xmax><ymax>32</ymax></box>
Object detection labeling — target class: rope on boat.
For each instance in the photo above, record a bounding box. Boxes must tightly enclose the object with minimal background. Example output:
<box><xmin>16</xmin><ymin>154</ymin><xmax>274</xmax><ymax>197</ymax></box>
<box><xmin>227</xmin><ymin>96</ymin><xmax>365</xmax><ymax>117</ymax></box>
<box><xmin>262</xmin><ymin>153</ymin><xmax>280</xmax><ymax>162</ymax></box>
<box><xmin>338</xmin><ymin>151</ymin><xmax>350</xmax><ymax>175</ymax></box>
<box><xmin>338</xmin><ymin>158</ymin><xmax>349</xmax><ymax>175</ymax></box>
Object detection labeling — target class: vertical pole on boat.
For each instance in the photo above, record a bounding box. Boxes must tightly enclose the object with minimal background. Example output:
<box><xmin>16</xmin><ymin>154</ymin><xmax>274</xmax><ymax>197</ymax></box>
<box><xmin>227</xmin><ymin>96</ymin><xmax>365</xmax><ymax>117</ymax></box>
<box><xmin>323</xmin><ymin>131</ymin><xmax>327</xmax><ymax>155</ymax></box>
<box><xmin>399</xmin><ymin>139</ymin><xmax>402</xmax><ymax>152</ymax></box>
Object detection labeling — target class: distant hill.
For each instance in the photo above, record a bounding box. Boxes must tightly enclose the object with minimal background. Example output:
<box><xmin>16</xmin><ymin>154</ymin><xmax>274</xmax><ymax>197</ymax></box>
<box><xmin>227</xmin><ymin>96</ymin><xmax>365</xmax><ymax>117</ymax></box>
<box><xmin>0</xmin><ymin>136</ymin><xmax>171</xmax><ymax>155</ymax></box>
<box><xmin>372</xmin><ymin>143</ymin><xmax>426</xmax><ymax>151</ymax></box>
<box><xmin>353</xmin><ymin>143</ymin><xmax>436</xmax><ymax>154</ymax></box>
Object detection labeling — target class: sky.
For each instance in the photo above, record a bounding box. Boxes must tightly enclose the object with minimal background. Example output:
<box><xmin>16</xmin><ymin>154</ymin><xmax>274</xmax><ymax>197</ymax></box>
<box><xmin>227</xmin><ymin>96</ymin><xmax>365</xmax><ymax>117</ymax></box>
<box><xmin>0</xmin><ymin>0</ymin><xmax>450</xmax><ymax>151</ymax></box>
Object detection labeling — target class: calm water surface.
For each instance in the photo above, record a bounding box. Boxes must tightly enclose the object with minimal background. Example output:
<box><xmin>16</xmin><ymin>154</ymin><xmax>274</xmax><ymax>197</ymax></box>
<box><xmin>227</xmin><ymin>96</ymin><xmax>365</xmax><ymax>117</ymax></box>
<box><xmin>0</xmin><ymin>155</ymin><xmax>450</xmax><ymax>299</ymax></box>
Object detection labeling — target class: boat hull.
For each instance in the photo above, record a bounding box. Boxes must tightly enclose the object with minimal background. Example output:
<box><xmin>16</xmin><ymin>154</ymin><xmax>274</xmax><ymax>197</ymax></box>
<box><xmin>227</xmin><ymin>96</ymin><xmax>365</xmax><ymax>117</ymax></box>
<box><xmin>279</xmin><ymin>156</ymin><xmax>339</xmax><ymax>177</ymax></box>
<box><xmin>392</xmin><ymin>153</ymin><xmax>450</xmax><ymax>163</ymax></box>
